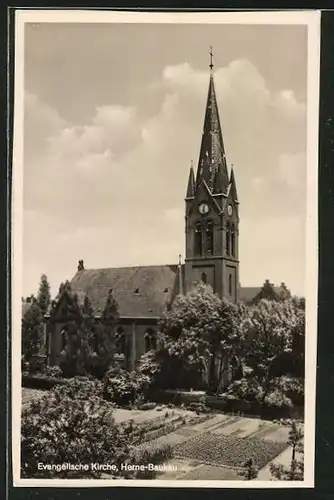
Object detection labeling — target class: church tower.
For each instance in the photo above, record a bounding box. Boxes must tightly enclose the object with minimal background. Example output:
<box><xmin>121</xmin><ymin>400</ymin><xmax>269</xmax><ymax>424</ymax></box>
<box><xmin>184</xmin><ymin>49</ymin><xmax>240</xmax><ymax>303</ymax></box>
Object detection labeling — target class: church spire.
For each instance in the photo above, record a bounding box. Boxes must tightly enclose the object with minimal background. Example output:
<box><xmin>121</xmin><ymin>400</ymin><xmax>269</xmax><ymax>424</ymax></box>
<box><xmin>185</xmin><ymin>160</ymin><xmax>196</xmax><ymax>198</ymax></box>
<box><xmin>230</xmin><ymin>165</ymin><xmax>239</xmax><ymax>202</ymax></box>
<box><xmin>195</xmin><ymin>50</ymin><xmax>229</xmax><ymax>193</ymax></box>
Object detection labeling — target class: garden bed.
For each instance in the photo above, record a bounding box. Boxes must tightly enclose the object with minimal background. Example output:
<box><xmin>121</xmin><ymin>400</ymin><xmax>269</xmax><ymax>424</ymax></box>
<box><xmin>173</xmin><ymin>432</ymin><xmax>287</xmax><ymax>470</ymax></box>
<box><xmin>135</xmin><ymin>412</ymin><xmax>211</xmax><ymax>447</ymax></box>
<box><xmin>150</xmin><ymin>390</ymin><xmax>304</xmax><ymax>420</ymax></box>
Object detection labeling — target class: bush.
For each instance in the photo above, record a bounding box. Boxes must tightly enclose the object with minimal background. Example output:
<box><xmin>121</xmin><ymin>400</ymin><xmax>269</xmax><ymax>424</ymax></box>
<box><xmin>279</xmin><ymin>376</ymin><xmax>304</xmax><ymax>405</ymax></box>
<box><xmin>264</xmin><ymin>389</ymin><xmax>292</xmax><ymax>409</ymax></box>
<box><xmin>28</xmin><ymin>355</ymin><xmax>47</xmax><ymax>375</ymax></box>
<box><xmin>103</xmin><ymin>368</ymin><xmax>150</xmax><ymax>407</ymax></box>
<box><xmin>223</xmin><ymin>377</ymin><xmax>261</xmax><ymax>403</ymax></box>
<box><xmin>56</xmin><ymin>376</ymin><xmax>104</xmax><ymax>400</ymax></box>
<box><xmin>21</xmin><ymin>381</ymin><xmax>132</xmax><ymax>479</ymax></box>
<box><xmin>137</xmin><ymin>402</ymin><xmax>156</xmax><ymax>411</ymax></box>
<box><xmin>44</xmin><ymin>365</ymin><xmax>63</xmax><ymax>379</ymax></box>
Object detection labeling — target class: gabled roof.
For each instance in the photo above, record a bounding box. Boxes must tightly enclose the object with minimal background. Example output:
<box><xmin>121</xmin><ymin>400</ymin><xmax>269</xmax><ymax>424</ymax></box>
<box><xmin>239</xmin><ymin>283</ymin><xmax>291</xmax><ymax>305</ymax></box>
<box><xmin>239</xmin><ymin>287</ymin><xmax>261</xmax><ymax>304</ymax></box>
<box><xmin>70</xmin><ymin>265</ymin><xmax>182</xmax><ymax>318</ymax></box>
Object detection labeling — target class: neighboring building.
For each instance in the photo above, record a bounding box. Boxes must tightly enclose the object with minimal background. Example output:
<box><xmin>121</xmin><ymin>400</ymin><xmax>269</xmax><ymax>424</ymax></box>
<box><xmin>35</xmin><ymin>57</ymin><xmax>292</xmax><ymax>370</ymax></box>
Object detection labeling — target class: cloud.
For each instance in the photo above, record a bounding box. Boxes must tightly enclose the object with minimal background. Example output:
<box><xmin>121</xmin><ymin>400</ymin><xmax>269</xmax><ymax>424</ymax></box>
<box><xmin>23</xmin><ymin>59</ymin><xmax>306</xmax><ymax>296</ymax></box>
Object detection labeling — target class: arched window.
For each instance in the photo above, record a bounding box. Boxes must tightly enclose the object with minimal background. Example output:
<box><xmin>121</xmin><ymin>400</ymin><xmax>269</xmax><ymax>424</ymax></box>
<box><xmin>226</xmin><ymin>222</ymin><xmax>231</xmax><ymax>255</ymax></box>
<box><xmin>231</xmin><ymin>224</ymin><xmax>236</xmax><ymax>257</ymax></box>
<box><xmin>194</xmin><ymin>221</ymin><xmax>202</xmax><ymax>256</ymax></box>
<box><xmin>206</xmin><ymin>220</ymin><xmax>214</xmax><ymax>254</ymax></box>
<box><xmin>144</xmin><ymin>328</ymin><xmax>157</xmax><ymax>353</ymax></box>
<box><xmin>201</xmin><ymin>272</ymin><xmax>207</xmax><ymax>284</ymax></box>
<box><xmin>92</xmin><ymin>325</ymin><xmax>99</xmax><ymax>353</ymax></box>
<box><xmin>116</xmin><ymin>327</ymin><xmax>125</xmax><ymax>354</ymax></box>
<box><xmin>60</xmin><ymin>328</ymin><xmax>67</xmax><ymax>351</ymax></box>
<box><xmin>228</xmin><ymin>273</ymin><xmax>232</xmax><ymax>295</ymax></box>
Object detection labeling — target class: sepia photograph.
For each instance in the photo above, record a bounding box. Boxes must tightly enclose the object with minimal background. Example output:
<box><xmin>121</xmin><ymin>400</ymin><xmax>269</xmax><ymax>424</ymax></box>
<box><xmin>12</xmin><ymin>9</ymin><xmax>320</xmax><ymax>488</ymax></box>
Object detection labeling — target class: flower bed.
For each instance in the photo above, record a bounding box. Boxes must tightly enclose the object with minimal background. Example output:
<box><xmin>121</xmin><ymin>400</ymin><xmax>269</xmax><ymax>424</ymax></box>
<box><xmin>135</xmin><ymin>413</ymin><xmax>211</xmax><ymax>447</ymax></box>
<box><xmin>173</xmin><ymin>432</ymin><xmax>287</xmax><ymax>470</ymax></box>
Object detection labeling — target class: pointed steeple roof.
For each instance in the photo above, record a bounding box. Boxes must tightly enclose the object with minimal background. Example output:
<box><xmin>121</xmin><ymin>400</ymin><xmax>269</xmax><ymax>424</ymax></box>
<box><xmin>229</xmin><ymin>166</ymin><xmax>238</xmax><ymax>202</ymax></box>
<box><xmin>186</xmin><ymin>163</ymin><xmax>196</xmax><ymax>198</ymax></box>
<box><xmin>213</xmin><ymin>163</ymin><xmax>226</xmax><ymax>194</ymax></box>
<box><xmin>195</xmin><ymin>62</ymin><xmax>229</xmax><ymax>193</ymax></box>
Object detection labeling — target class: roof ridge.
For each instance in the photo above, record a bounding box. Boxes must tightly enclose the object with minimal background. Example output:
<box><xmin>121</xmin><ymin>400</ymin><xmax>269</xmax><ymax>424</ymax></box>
<box><xmin>79</xmin><ymin>263</ymin><xmax>179</xmax><ymax>272</ymax></box>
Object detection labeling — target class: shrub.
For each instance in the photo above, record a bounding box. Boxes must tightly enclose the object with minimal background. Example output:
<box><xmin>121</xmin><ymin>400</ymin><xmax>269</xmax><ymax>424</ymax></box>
<box><xmin>44</xmin><ymin>365</ymin><xmax>63</xmax><ymax>379</ymax></box>
<box><xmin>264</xmin><ymin>389</ymin><xmax>292</xmax><ymax>409</ymax></box>
<box><xmin>22</xmin><ymin>358</ymin><xmax>30</xmax><ymax>376</ymax></box>
<box><xmin>57</xmin><ymin>376</ymin><xmax>104</xmax><ymax>400</ymax></box>
<box><xmin>279</xmin><ymin>376</ymin><xmax>304</xmax><ymax>405</ymax></box>
<box><xmin>21</xmin><ymin>381</ymin><xmax>132</xmax><ymax>479</ymax></box>
<box><xmin>103</xmin><ymin>368</ymin><xmax>150</xmax><ymax>407</ymax></box>
<box><xmin>242</xmin><ymin>458</ymin><xmax>259</xmax><ymax>480</ymax></box>
<box><xmin>28</xmin><ymin>355</ymin><xmax>47</xmax><ymax>375</ymax></box>
<box><xmin>223</xmin><ymin>377</ymin><xmax>261</xmax><ymax>403</ymax></box>
<box><xmin>137</xmin><ymin>402</ymin><xmax>156</xmax><ymax>411</ymax></box>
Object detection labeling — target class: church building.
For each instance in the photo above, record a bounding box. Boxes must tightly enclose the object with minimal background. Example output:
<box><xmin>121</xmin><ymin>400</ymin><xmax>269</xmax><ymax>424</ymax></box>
<box><xmin>43</xmin><ymin>55</ymin><xmax>290</xmax><ymax>370</ymax></box>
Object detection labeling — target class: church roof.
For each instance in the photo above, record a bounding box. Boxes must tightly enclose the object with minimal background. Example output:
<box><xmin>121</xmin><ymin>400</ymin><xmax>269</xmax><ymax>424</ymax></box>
<box><xmin>239</xmin><ymin>287</ymin><xmax>262</xmax><ymax>303</ymax></box>
<box><xmin>70</xmin><ymin>265</ymin><xmax>182</xmax><ymax>319</ymax></box>
<box><xmin>239</xmin><ymin>283</ymin><xmax>291</xmax><ymax>304</ymax></box>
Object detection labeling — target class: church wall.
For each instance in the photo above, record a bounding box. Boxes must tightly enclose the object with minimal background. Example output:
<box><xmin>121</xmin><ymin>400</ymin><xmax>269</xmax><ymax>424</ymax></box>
<box><xmin>45</xmin><ymin>316</ymin><xmax>159</xmax><ymax>371</ymax></box>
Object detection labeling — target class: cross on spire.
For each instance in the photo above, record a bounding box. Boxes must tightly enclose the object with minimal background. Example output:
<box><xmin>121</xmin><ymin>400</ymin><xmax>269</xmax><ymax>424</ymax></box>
<box><xmin>209</xmin><ymin>46</ymin><xmax>214</xmax><ymax>72</ymax></box>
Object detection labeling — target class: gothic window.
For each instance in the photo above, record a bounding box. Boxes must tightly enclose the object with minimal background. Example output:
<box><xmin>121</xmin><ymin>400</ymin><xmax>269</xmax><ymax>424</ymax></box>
<box><xmin>206</xmin><ymin>220</ymin><xmax>214</xmax><ymax>254</ymax></box>
<box><xmin>60</xmin><ymin>328</ymin><xmax>67</xmax><ymax>351</ymax></box>
<box><xmin>201</xmin><ymin>272</ymin><xmax>207</xmax><ymax>284</ymax></box>
<box><xmin>226</xmin><ymin>222</ymin><xmax>231</xmax><ymax>255</ymax></box>
<box><xmin>116</xmin><ymin>327</ymin><xmax>125</xmax><ymax>354</ymax></box>
<box><xmin>144</xmin><ymin>328</ymin><xmax>157</xmax><ymax>353</ymax></box>
<box><xmin>231</xmin><ymin>224</ymin><xmax>236</xmax><ymax>257</ymax></box>
<box><xmin>92</xmin><ymin>325</ymin><xmax>99</xmax><ymax>353</ymax></box>
<box><xmin>194</xmin><ymin>221</ymin><xmax>202</xmax><ymax>256</ymax></box>
<box><xmin>229</xmin><ymin>274</ymin><xmax>232</xmax><ymax>295</ymax></box>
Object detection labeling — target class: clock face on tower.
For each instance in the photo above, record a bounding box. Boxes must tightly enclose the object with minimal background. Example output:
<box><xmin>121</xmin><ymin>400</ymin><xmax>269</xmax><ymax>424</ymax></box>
<box><xmin>227</xmin><ymin>204</ymin><xmax>233</xmax><ymax>216</ymax></box>
<box><xmin>198</xmin><ymin>203</ymin><xmax>209</xmax><ymax>215</ymax></box>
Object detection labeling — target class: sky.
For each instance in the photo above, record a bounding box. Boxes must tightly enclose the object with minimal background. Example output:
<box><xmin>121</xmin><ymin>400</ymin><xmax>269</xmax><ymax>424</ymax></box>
<box><xmin>22</xmin><ymin>21</ymin><xmax>308</xmax><ymax>298</ymax></box>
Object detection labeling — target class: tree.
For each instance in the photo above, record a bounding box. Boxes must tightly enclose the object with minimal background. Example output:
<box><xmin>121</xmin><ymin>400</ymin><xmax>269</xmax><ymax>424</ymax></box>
<box><xmin>155</xmin><ymin>283</ymin><xmax>240</xmax><ymax>391</ymax></box>
<box><xmin>156</xmin><ymin>283</ymin><xmax>220</xmax><ymax>389</ymax></box>
<box><xmin>241</xmin><ymin>299</ymin><xmax>302</xmax><ymax>405</ymax></box>
<box><xmin>21</xmin><ymin>378</ymin><xmax>134</xmax><ymax>479</ymax></box>
<box><xmin>242</xmin><ymin>458</ymin><xmax>258</xmax><ymax>480</ymax></box>
<box><xmin>269</xmin><ymin>420</ymin><xmax>304</xmax><ymax>480</ymax></box>
<box><xmin>207</xmin><ymin>298</ymin><xmax>243</xmax><ymax>393</ymax></box>
<box><xmin>91</xmin><ymin>289</ymin><xmax>120</xmax><ymax>377</ymax></box>
<box><xmin>57</xmin><ymin>285</ymin><xmax>120</xmax><ymax>378</ymax></box>
<box><xmin>37</xmin><ymin>274</ymin><xmax>51</xmax><ymax>316</ymax></box>
<box><xmin>59</xmin><ymin>293</ymin><xmax>95</xmax><ymax>378</ymax></box>
<box><xmin>21</xmin><ymin>297</ymin><xmax>44</xmax><ymax>369</ymax></box>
